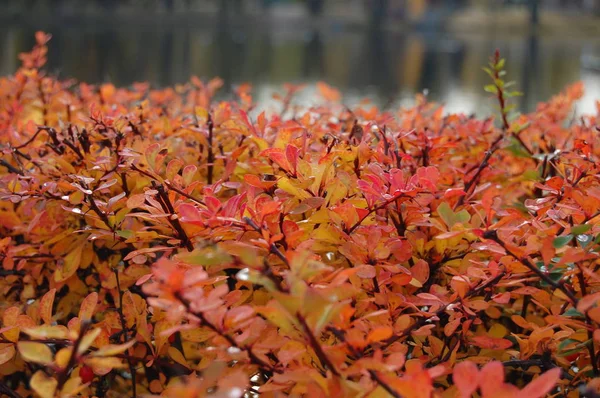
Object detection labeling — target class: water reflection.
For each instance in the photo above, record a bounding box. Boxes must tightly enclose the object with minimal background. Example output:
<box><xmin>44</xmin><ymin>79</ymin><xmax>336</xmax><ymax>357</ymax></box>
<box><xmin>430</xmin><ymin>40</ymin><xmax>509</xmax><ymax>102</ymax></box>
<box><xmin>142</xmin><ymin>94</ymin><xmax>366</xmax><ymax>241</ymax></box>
<box><xmin>0</xmin><ymin>15</ymin><xmax>598</xmax><ymax>115</ymax></box>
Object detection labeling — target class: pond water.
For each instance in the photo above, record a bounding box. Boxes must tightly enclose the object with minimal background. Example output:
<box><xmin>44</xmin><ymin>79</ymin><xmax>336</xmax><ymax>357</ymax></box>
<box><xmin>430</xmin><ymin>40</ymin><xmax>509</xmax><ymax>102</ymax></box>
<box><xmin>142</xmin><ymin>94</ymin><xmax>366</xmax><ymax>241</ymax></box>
<box><xmin>1</xmin><ymin>14</ymin><xmax>599</xmax><ymax>116</ymax></box>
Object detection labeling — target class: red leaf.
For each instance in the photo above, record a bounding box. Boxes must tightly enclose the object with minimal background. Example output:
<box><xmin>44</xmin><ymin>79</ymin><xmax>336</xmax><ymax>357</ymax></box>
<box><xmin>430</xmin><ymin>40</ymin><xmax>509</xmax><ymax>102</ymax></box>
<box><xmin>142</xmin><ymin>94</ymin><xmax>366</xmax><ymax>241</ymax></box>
<box><xmin>518</xmin><ymin>368</ymin><xmax>561</xmax><ymax>398</ymax></box>
<box><xmin>471</xmin><ymin>336</ymin><xmax>513</xmax><ymax>350</ymax></box>
<box><xmin>454</xmin><ymin>361</ymin><xmax>480</xmax><ymax>398</ymax></box>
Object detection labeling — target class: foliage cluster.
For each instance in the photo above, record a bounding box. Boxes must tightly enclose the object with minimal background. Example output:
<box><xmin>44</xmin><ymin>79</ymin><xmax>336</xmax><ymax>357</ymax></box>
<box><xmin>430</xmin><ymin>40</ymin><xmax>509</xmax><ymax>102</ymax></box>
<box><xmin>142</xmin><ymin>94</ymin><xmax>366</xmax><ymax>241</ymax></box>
<box><xmin>1</xmin><ymin>33</ymin><xmax>600</xmax><ymax>398</ymax></box>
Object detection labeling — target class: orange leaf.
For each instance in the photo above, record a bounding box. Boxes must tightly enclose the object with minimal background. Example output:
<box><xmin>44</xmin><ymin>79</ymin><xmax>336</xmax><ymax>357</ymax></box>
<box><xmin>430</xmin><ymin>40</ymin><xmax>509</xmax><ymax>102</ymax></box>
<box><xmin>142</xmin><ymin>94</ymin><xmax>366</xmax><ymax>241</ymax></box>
<box><xmin>577</xmin><ymin>292</ymin><xmax>600</xmax><ymax>313</ymax></box>
<box><xmin>316</xmin><ymin>82</ymin><xmax>341</xmax><ymax>102</ymax></box>
<box><xmin>411</xmin><ymin>259</ymin><xmax>430</xmax><ymax>285</ymax></box>
<box><xmin>0</xmin><ymin>345</ymin><xmax>15</xmax><ymax>366</ymax></box>
<box><xmin>2</xmin><ymin>307</ymin><xmax>20</xmax><ymax>342</ymax></box>
<box><xmin>367</xmin><ymin>326</ymin><xmax>393</xmax><ymax>343</ymax></box>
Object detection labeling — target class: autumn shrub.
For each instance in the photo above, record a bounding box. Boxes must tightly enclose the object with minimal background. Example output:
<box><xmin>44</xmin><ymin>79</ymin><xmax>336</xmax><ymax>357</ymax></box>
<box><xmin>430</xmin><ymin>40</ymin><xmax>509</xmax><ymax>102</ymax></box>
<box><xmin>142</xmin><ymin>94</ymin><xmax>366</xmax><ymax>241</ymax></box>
<box><xmin>1</xmin><ymin>32</ymin><xmax>600</xmax><ymax>398</ymax></box>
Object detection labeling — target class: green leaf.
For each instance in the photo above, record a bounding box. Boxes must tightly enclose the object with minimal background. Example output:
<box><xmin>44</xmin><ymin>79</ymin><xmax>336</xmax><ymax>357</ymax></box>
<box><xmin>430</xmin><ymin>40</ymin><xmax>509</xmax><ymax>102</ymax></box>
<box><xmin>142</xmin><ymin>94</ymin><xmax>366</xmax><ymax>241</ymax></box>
<box><xmin>564</xmin><ymin>308</ymin><xmax>584</xmax><ymax>318</ymax></box>
<box><xmin>506</xmin><ymin>136</ymin><xmax>532</xmax><ymax>159</ymax></box>
<box><xmin>437</xmin><ymin>202</ymin><xmax>470</xmax><ymax>228</ymax></box>
<box><xmin>553</xmin><ymin>235</ymin><xmax>573</xmax><ymax>248</ymax></box>
<box><xmin>484</xmin><ymin>84</ymin><xmax>498</xmax><ymax>94</ymax></box>
<box><xmin>558</xmin><ymin>338</ymin><xmax>580</xmax><ymax>351</ymax></box>
<box><xmin>522</xmin><ymin>170</ymin><xmax>540</xmax><ymax>181</ymax></box>
<box><xmin>571</xmin><ymin>224</ymin><xmax>592</xmax><ymax>235</ymax></box>
<box><xmin>547</xmin><ymin>270</ymin><xmax>565</xmax><ymax>283</ymax></box>
<box><xmin>496</xmin><ymin>58</ymin><xmax>506</xmax><ymax>70</ymax></box>
<box><xmin>559</xmin><ymin>339</ymin><xmax>591</xmax><ymax>356</ymax></box>
<box><xmin>117</xmin><ymin>230</ymin><xmax>134</xmax><ymax>239</ymax></box>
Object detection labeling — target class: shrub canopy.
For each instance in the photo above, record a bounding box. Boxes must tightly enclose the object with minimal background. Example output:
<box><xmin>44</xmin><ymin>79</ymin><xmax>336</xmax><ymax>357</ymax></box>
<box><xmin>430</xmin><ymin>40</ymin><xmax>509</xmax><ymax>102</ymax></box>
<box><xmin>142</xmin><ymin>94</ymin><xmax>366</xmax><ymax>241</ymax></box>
<box><xmin>1</xmin><ymin>33</ymin><xmax>600</xmax><ymax>398</ymax></box>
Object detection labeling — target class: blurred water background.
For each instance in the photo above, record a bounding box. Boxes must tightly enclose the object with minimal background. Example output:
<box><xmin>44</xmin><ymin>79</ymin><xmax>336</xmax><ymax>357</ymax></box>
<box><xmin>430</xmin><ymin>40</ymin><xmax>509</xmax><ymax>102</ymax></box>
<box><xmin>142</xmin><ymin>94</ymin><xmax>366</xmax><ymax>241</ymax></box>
<box><xmin>1</xmin><ymin>0</ymin><xmax>599</xmax><ymax>115</ymax></box>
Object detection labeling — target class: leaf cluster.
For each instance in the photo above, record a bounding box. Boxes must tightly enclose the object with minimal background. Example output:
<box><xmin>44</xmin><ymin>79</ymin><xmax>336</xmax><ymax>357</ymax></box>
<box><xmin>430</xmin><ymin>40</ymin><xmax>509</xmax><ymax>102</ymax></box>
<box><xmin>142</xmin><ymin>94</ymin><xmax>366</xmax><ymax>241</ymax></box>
<box><xmin>0</xmin><ymin>33</ymin><xmax>599</xmax><ymax>398</ymax></box>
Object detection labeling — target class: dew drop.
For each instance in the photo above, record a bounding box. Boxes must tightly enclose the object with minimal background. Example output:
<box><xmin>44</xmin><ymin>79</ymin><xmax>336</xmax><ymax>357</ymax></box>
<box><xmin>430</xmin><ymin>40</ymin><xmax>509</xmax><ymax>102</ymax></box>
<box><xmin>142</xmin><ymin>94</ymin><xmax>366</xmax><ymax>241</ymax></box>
<box><xmin>237</xmin><ymin>268</ymin><xmax>250</xmax><ymax>281</ymax></box>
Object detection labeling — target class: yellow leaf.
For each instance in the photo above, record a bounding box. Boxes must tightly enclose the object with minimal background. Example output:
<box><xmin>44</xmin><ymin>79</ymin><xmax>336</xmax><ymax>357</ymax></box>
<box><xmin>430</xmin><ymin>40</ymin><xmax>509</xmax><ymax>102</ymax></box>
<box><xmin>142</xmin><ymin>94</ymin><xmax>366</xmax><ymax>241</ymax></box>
<box><xmin>277</xmin><ymin>177</ymin><xmax>312</xmax><ymax>200</ymax></box>
<box><xmin>61</xmin><ymin>376</ymin><xmax>85</xmax><ymax>397</ymax></box>
<box><xmin>250</xmin><ymin>136</ymin><xmax>269</xmax><ymax>152</ymax></box>
<box><xmin>409</xmin><ymin>278</ymin><xmax>423</xmax><ymax>288</ymax></box>
<box><xmin>17</xmin><ymin>341</ymin><xmax>54</xmax><ymax>365</ymax></box>
<box><xmin>30</xmin><ymin>371</ymin><xmax>57</xmax><ymax>398</ymax></box>
<box><xmin>78</xmin><ymin>292</ymin><xmax>98</xmax><ymax>323</ymax></box>
<box><xmin>122</xmin><ymin>292</ymin><xmax>146</xmax><ymax>329</ymax></box>
<box><xmin>55</xmin><ymin>244</ymin><xmax>84</xmax><ymax>282</ymax></box>
<box><xmin>55</xmin><ymin>347</ymin><xmax>72</xmax><ymax>368</ymax></box>
<box><xmin>77</xmin><ymin>329</ymin><xmax>102</xmax><ymax>355</ymax></box>
<box><xmin>91</xmin><ymin>340</ymin><xmax>136</xmax><ymax>357</ymax></box>
<box><xmin>180</xmin><ymin>327</ymin><xmax>214</xmax><ymax>343</ymax></box>
<box><xmin>23</xmin><ymin>325</ymin><xmax>69</xmax><ymax>340</ymax></box>
<box><xmin>39</xmin><ymin>288</ymin><xmax>56</xmax><ymax>325</ymax></box>
<box><xmin>154</xmin><ymin>320</ymin><xmax>176</xmax><ymax>355</ymax></box>
<box><xmin>489</xmin><ymin>323</ymin><xmax>508</xmax><ymax>338</ymax></box>
<box><xmin>84</xmin><ymin>356</ymin><xmax>126</xmax><ymax>372</ymax></box>
<box><xmin>168</xmin><ymin>347</ymin><xmax>189</xmax><ymax>368</ymax></box>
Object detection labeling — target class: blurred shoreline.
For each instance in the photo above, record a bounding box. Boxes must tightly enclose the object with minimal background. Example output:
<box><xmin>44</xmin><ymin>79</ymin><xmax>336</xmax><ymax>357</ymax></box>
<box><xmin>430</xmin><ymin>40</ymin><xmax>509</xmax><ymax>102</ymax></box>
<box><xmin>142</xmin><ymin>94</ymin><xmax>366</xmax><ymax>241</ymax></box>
<box><xmin>2</xmin><ymin>2</ymin><xmax>599</xmax><ymax>37</ymax></box>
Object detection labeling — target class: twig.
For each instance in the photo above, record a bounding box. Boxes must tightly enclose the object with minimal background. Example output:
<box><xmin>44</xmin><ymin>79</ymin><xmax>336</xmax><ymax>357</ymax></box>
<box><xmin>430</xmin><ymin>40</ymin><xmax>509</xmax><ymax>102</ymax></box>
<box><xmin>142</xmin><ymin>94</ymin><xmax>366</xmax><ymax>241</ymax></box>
<box><xmin>297</xmin><ymin>314</ymin><xmax>340</xmax><ymax>377</ymax></box>
<box><xmin>576</xmin><ymin>266</ymin><xmax>599</xmax><ymax>376</ymax></box>
<box><xmin>454</xmin><ymin>133</ymin><xmax>504</xmax><ymax>209</ymax></box>
<box><xmin>503</xmin><ymin>355</ymin><xmax>573</xmax><ymax>380</ymax></box>
<box><xmin>328</xmin><ymin>327</ymin><xmax>403</xmax><ymax>398</ymax></box>
<box><xmin>164</xmin><ymin>182</ymin><xmax>206</xmax><ymax>206</ymax></box>
<box><xmin>0</xmin><ymin>381</ymin><xmax>22</xmax><ymax>398</ymax></box>
<box><xmin>243</xmin><ymin>217</ymin><xmax>290</xmax><ymax>268</ymax></box>
<box><xmin>0</xmin><ymin>159</ymin><xmax>23</xmax><ymax>176</ymax></box>
<box><xmin>13</xmin><ymin>128</ymin><xmax>45</xmax><ymax>149</ymax></box>
<box><xmin>0</xmin><ymin>338</ymin><xmax>69</xmax><ymax>345</ymax></box>
<box><xmin>347</xmin><ymin>192</ymin><xmax>408</xmax><ymax>234</ymax></box>
<box><xmin>484</xmin><ymin>230</ymin><xmax>578</xmax><ymax>305</ymax></box>
<box><xmin>86</xmin><ymin>194</ymin><xmax>114</xmax><ymax>232</ymax></box>
<box><xmin>174</xmin><ymin>292</ymin><xmax>278</xmax><ymax>375</ymax></box>
<box><xmin>130</xmin><ymin>164</ymin><xmax>206</xmax><ymax>207</ymax></box>
<box><xmin>374</xmin><ymin>270</ymin><xmax>506</xmax><ymax>352</ymax></box>
<box><xmin>57</xmin><ymin>321</ymin><xmax>90</xmax><ymax>390</ymax></box>
<box><xmin>114</xmin><ymin>268</ymin><xmax>137</xmax><ymax>397</ymax></box>
<box><xmin>455</xmin><ymin>50</ymin><xmax>535</xmax><ymax>209</ymax></box>
<box><xmin>206</xmin><ymin>113</ymin><xmax>214</xmax><ymax>185</ymax></box>
<box><xmin>153</xmin><ymin>183</ymin><xmax>194</xmax><ymax>251</ymax></box>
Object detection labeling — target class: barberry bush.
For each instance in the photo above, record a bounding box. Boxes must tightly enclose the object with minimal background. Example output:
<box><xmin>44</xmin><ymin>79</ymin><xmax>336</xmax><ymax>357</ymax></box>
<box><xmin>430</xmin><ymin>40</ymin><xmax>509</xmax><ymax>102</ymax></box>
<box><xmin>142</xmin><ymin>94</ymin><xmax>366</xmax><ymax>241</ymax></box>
<box><xmin>1</xmin><ymin>32</ymin><xmax>600</xmax><ymax>398</ymax></box>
